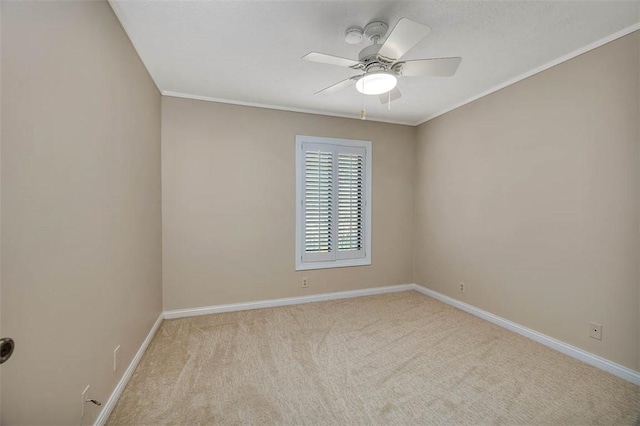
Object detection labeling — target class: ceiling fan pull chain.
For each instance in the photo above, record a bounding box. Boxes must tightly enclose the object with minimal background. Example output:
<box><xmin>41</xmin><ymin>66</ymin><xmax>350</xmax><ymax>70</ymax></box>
<box><xmin>361</xmin><ymin>78</ymin><xmax>366</xmax><ymax>120</ymax></box>
<box><xmin>388</xmin><ymin>91</ymin><xmax>391</xmax><ymax>110</ymax></box>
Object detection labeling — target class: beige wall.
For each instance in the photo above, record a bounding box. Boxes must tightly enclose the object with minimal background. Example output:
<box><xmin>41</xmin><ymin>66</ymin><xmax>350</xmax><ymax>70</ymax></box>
<box><xmin>1</xmin><ymin>2</ymin><xmax>162</xmax><ymax>424</ymax></box>
<box><xmin>162</xmin><ymin>97</ymin><xmax>415</xmax><ymax>310</ymax></box>
<box><xmin>414</xmin><ymin>32</ymin><xmax>640</xmax><ymax>370</ymax></box>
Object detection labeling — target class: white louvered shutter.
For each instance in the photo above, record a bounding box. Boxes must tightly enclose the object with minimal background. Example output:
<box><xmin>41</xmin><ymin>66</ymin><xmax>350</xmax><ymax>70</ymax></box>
<box><xmin>302</xmin><ymin>144</ymin><xmax>334</xmax><ymax>262</ymax></box>
<box><xmin>336</xmin><ymin>146</ymin><xmax>366</xmax><ymax>260</ymax></box>
<box><xmin>297</xmin><ymin>135</ymin><xmax>370</xmax><ymax>270</ymax></box>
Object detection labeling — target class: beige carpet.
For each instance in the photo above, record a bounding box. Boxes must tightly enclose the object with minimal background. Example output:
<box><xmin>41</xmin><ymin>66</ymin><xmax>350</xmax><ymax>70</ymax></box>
<box><xmin>107</xmin><ymin>291</ymin><xmax>640</xmax><ymax>425</ymax></box>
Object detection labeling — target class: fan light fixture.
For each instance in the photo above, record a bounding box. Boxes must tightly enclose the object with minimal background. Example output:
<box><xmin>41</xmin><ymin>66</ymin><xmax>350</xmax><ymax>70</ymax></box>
<box><xmin>356</xmin><ymin>72</ymin><xmax>397</xmax><ymax>95</ymax></box>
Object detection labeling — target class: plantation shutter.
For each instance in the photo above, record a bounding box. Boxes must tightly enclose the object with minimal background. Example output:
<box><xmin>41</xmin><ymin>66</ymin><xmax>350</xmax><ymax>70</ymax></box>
<box><xmin>301</xmin><ymin>143</ymin><xmax>366</xmax><ymax>263</ymax></box>
<box><xmin>336</xmin><ymin>147</ymin><xmax>366</xmax><ymax>260</ymax></box>
<box><xmin>302</xmin><ymin>144</ymin><xmax>334</xmax><ymax>262</ymax></box>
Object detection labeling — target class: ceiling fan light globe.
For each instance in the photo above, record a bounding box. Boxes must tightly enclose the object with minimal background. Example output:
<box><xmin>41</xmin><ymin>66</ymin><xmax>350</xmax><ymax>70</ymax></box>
<box><xmin>356</xmin><ymin>72</ymin><xmax>397</xmax><ymax>95</ymax></box>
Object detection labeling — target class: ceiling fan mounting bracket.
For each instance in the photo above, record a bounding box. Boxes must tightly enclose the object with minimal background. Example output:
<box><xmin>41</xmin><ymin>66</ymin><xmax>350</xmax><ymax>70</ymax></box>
<box><xmin>363</xmin><ymin>21</ymin><xmax>388</xmax><ymax>43</ymax></box>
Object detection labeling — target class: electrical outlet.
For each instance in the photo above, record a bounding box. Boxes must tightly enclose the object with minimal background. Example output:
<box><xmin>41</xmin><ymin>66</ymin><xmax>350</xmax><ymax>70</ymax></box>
<box><xmin>459</xmin><ymin>282</ymin><xmax>465</xmax><ymax>293</ymax></box>
<box><xmin>81</xmin><ymin>385</ymin><xmax>90</xmax><ymax>419</ymax></box>
<box><xmin>589</xmin><ymin>322</ymin><xmax>602</xmax><ymax>340</ymax></box>
<box><xmin>302</xmin><ymin>277</ymin><xmax>309</xmax><ymax>288</ymax></box>
<box><xmin>114</xmin><ymin>345</ymin><xmax>121</xmax><ymax>372</ymax></box>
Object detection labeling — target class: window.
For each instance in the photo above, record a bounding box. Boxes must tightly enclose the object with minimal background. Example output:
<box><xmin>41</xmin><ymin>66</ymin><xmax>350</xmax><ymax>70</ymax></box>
<box><xmin>296</xmin><ymin>135</ymin><xmax>371</xmax><ymax>270</ymax></box>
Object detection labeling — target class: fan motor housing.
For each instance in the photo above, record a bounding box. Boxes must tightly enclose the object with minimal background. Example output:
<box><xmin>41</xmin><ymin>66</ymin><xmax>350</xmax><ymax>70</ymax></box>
<box><xmin>358</xmin><ymin>44</ymin><xmax>395</xmax><ymax>72</ymax></box>
<box><xmin>357</xmin><ymin>44</ymin><xmax>381</xmax><ymax>62</ymax></box>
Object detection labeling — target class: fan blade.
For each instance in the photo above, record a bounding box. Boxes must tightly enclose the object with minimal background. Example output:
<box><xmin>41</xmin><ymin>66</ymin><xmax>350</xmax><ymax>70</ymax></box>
<box><xmin>379</xmin><ymin>87</ymin><xmax>402</xmax><ymax>104</ymax></box>
<box><xmin>396</xmin><ymin>57</ymin><xmax>462</xmax><ymax>77</ymax></box>
<box><xmin>302</xmin><ymin>52</ymin><xmax>362</xmax><ymax>68</ymax></box>
<box><xmin>315</xmin><ymin>76</ymin><xmax>358</xmax><ymax>96</ymax></box>
<box><xmin>378</xmin><ymin>18</ymin><xmax>431</xmax><ymax>60</ymax></box>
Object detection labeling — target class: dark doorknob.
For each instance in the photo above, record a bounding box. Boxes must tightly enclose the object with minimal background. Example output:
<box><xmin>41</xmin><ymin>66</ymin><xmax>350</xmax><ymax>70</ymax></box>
<box><xmin>0</xmin><ymin>338</ymin><xmax>15</xmax><ymax>364</ymax></box>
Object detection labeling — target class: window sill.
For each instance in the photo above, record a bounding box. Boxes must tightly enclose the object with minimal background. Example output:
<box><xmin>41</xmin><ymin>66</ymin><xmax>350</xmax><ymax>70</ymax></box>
<box><xmin>295</xmin><ymin>258</ymin><xmax>371</xmax><ymax>271</ymax></box>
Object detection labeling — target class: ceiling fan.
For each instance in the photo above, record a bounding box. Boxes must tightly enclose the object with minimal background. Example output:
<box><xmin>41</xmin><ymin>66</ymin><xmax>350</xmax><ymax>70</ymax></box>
<box><xmin>303</xmin><ymin>18</ymin><xmax>462</xmax><ymax>105</ymax></box>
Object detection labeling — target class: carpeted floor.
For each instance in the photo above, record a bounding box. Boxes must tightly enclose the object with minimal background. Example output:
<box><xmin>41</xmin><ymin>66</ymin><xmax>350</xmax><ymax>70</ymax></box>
<box><xmin>107</xmin><ymin>291</ymin><xmax>640</xmax><ymax>425</ymax></box>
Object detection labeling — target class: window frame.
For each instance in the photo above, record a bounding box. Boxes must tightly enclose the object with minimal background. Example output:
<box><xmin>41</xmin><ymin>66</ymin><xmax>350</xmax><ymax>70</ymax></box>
<box><xmin>295</xmin><ymin>135</ymin><xmax>372</xmax><ymax>271</ymax></box>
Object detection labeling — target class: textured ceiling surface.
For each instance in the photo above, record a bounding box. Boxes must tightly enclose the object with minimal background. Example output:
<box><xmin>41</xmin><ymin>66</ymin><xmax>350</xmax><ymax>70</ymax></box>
<box><xmin>110</xmin><ymin>1</ymin><xmax>640</xmax><ymax>125</ymax></box>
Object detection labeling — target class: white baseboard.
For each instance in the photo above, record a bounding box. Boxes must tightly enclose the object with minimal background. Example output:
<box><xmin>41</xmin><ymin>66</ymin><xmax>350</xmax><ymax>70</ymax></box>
<box><xmin>412</xmin><ymin>284</ymin><xmax>640</xmax><ymax>386</ymax></box>
<box><xmin>163</xmin><ymin>284</ymin><xmax>415</xmax><ymax>319</ymax></box>
<box><xmin>94</xmin><ymin>314</ymin><xmax>164</xmax><ymax>426</ymax></box>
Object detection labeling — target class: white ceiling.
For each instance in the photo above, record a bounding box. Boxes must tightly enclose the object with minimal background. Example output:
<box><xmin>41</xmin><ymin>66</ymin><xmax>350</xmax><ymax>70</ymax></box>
<box><xmin>110</xmin><ymin>1</ymin><xmax>640</xmax><ymax>126</ymax></box>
